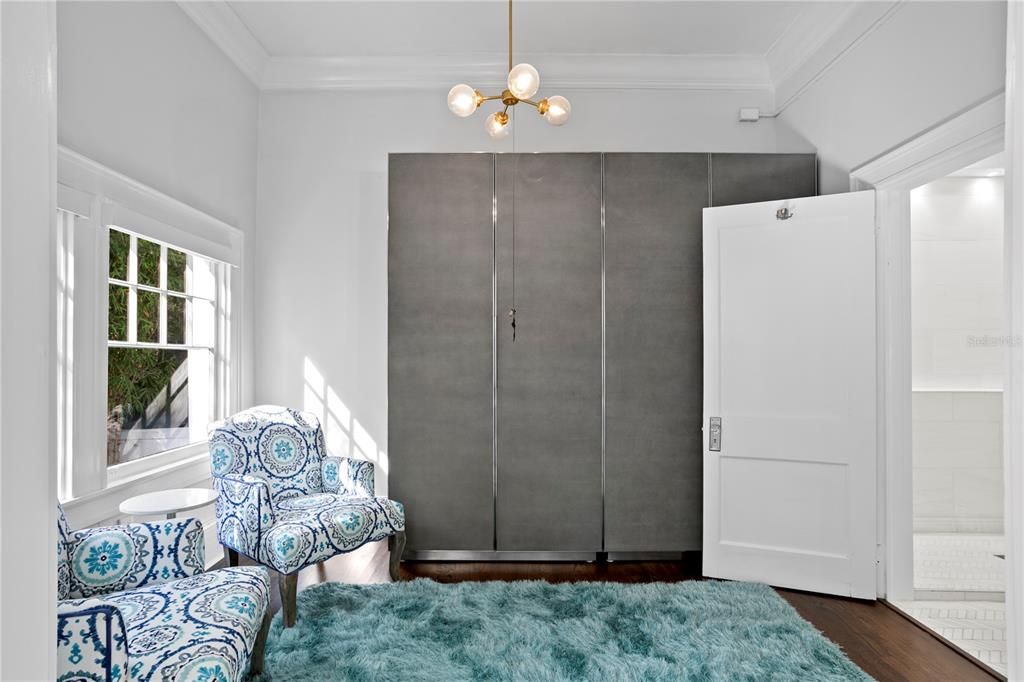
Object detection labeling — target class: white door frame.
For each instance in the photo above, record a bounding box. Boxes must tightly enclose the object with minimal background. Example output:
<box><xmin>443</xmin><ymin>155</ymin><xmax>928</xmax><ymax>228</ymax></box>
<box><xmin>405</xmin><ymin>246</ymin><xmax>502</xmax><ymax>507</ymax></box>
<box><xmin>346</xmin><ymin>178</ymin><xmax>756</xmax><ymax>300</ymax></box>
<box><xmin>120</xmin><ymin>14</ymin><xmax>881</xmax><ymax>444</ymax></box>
<box><xmin>0</xmin><ymin>1</ymin><xmax>59</xmax><ymax>679</ymax></box>
<box><xmin>817</xmin><ymin>11</ymin><xmax>1023</xmax><ymax>678</ymax></box>
<box><xmin>1002</xmin><ymin>5</ymin><xmax>1023</xmax><ymax>678</ymax></box>
<box><xmin>850</xmin><ymin>91</ymin><xmax>1006</xmax><ymax>603</ymax></box>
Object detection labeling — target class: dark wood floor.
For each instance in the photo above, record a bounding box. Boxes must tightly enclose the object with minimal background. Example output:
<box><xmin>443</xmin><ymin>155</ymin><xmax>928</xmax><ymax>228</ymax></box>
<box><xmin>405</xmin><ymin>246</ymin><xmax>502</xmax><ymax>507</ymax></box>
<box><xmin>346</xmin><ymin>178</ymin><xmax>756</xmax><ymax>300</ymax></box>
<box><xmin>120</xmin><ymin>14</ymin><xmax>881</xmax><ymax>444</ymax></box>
<box><xmin>233</xmin><ymin>542</ymin><xmax>999</xmax><ymax>681</ymax></box>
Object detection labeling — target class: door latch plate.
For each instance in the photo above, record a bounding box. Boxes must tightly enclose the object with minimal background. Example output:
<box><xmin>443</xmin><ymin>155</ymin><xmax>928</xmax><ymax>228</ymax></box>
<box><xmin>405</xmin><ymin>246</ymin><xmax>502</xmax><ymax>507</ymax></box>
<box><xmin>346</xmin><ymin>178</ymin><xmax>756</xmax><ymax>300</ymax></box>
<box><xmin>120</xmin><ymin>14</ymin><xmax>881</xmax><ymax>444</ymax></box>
<box><xmin>709</xmin><ymin>417</ymin><xmax>722</xmax><ymax>452</ymax></box>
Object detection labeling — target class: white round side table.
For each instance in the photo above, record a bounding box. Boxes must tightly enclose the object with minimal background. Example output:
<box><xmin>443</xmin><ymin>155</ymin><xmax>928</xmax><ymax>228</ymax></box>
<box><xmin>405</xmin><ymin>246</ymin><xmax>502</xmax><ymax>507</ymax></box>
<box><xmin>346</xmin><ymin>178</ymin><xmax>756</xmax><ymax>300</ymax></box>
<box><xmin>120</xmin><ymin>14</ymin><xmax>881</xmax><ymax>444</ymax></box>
<box><xmin>119</xmin><ymin>487</ymin><xmax>219</xmax><ymax>520</ymax></box>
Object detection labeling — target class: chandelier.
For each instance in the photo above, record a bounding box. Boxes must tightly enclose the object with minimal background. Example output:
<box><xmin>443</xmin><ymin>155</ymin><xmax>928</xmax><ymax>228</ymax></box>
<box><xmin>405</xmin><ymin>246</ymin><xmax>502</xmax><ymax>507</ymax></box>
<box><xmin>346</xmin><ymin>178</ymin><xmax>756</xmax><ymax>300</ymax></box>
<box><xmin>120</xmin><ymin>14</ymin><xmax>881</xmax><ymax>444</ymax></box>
<box><xmin>446</xmin><ymin>0</ymin><xmax>571</xmax><ymax>137</ymax></box>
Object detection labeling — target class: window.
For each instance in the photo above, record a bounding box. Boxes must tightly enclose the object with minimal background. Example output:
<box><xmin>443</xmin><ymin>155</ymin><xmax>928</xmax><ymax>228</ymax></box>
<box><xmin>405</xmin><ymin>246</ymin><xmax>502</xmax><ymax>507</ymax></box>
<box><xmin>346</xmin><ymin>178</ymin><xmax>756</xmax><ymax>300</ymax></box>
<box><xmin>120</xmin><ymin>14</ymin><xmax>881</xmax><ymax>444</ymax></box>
<box><xmin>57</xmin><ymin>150</ymin><xmax>241</xmax><ymax>501</ymax></box>
<box><xmin>106</xmin><ymin>228</ymin><xmax>217</xmax><ymax>466</ymax></box>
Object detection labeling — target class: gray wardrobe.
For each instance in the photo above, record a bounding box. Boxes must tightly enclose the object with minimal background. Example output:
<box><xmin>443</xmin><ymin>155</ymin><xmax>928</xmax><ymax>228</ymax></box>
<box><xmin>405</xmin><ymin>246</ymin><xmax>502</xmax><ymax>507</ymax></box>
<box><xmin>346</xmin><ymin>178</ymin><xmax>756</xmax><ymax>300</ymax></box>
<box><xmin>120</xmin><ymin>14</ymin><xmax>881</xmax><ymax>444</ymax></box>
<box><xmin>389</xmin><ymin>152</ymin><xmax>816</xmax><ymax>558</ymax></box>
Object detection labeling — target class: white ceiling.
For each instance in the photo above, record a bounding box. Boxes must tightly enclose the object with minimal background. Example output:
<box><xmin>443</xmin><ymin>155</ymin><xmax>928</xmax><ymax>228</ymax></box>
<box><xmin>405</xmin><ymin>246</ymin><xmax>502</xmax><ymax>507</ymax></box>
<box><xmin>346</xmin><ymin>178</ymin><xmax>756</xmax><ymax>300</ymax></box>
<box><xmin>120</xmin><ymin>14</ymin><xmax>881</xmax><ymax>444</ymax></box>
<box><xmin>227</xmin><ymin>1</ymin><xmax>809</xmax><ymax>59</ymax></box>
<box><xmin>181</xmin><ymin>0</ymin><xmax>871</xmax><ymax>93</ymax></box>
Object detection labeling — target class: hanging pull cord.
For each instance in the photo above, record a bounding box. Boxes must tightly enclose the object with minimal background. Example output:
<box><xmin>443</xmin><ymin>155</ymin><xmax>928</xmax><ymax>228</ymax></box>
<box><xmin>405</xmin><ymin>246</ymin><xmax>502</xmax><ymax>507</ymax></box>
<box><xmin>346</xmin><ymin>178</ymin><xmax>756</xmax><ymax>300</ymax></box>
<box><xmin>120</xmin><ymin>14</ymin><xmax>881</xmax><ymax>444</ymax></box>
<box><xmin>509</xmin><ymin>151</ymin><xmax>518</xmax><ymax>342</ymax></box>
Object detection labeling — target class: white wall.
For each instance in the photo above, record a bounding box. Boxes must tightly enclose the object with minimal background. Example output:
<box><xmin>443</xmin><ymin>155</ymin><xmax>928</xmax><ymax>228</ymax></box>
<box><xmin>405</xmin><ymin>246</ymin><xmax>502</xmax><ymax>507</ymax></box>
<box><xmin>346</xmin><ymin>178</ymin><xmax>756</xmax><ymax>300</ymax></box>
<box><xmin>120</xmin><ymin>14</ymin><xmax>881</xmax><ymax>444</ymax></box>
<box><xmin>780</xmin><ymin>1</ymin><xmax>1006</xmax><ymax>193</ymax></box>
<box><xmin>1</xmin><ymin>3</ymin><xmax>57</xmax><ymax>678</ymax></box>
<box><xmin>57</xmin><ymin>0</ymin><xmax>259</xmax><ymax>410</ymax></box>
<box><xmin>254</xmin><ymin>88</ymin><xmax>813</xmax><ymax>494</ymax></box>
<box><xmin>912</xmin><ymin>177</ymin><xmax>1005</xmax><ymax>389</ymax></box>
<box><xmin>54</xmin><ymin>1</ymin><xmax>261</xmax><ymax>572</ymax></box>
<box><xmin>57</xmin><ymin>1</ymin><xmax>258</xmax><ymax>233</ymax></box>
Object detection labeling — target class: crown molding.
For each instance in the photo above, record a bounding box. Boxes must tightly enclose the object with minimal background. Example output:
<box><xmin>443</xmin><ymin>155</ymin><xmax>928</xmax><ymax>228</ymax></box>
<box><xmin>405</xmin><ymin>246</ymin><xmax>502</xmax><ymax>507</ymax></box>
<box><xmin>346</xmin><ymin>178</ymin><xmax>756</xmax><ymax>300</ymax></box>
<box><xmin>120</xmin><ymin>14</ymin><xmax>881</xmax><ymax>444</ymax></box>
<box><xmin>179</xmin><ymin>0</ymin><xmax>875</xmax><ymax>97</ymax></box>
<box><xmin>261</xmin><ymin>53</ymin><xmax>772</xmax><ymax>92</ymax></box>
<box><xmin>177</xmin><ymin>0</ymin><xmax>267</xmax><ymax>86</ymax></box>
<box><xmin>765</xmin><ymin>3</ymin><xmax>858</xmax><ymax>93</ymax></box>
<box><xmin>772</xmin><ymin>1</ymin><xmax>904</xmax><ymax>114</ymax></box>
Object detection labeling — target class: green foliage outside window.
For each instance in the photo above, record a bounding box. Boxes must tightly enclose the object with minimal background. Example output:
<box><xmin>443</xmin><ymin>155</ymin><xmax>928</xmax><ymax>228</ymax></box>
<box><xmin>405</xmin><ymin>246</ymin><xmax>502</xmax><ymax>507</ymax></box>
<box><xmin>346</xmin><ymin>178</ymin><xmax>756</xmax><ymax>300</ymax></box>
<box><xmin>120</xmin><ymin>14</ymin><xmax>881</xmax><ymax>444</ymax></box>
<box><xmin>167</xmin><ymin>249</ymin><xmax>187</xmax><ymax>292</ymax></box>
<box><xmin>107</xmin><ymin>229</ymin><xmax>189</xmax><ymax>433</ymax></box>
<box><xmin>108</xmin><ymin>348</ymin><xmax>187</xmax><ymax>427</ymax></box>
<box><xmin>137</xmin><ymin>239</ymin><xmax>160</xmax><ymax>286</ymax></box>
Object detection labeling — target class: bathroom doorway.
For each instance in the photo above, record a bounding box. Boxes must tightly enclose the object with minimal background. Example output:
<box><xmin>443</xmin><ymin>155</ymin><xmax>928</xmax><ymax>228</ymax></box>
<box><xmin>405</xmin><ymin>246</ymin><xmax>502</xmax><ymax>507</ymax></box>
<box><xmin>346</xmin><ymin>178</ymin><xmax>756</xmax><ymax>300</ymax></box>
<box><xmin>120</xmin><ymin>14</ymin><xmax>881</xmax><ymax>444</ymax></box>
<box><xmin>891</xmin><ymin>153</ymin><xmax>1007</xmax><ymax>675</ymax></box>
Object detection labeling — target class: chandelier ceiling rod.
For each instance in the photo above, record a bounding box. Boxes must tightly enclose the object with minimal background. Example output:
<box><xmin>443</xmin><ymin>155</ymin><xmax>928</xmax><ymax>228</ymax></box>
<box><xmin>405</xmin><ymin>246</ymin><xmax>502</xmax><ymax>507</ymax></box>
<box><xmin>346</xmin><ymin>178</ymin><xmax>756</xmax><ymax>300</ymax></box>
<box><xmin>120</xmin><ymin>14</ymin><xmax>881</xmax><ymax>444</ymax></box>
<box><xmin>446</xmin><ymin>0</ymin><xmax>571</xmax><ymax>138</ymax></box>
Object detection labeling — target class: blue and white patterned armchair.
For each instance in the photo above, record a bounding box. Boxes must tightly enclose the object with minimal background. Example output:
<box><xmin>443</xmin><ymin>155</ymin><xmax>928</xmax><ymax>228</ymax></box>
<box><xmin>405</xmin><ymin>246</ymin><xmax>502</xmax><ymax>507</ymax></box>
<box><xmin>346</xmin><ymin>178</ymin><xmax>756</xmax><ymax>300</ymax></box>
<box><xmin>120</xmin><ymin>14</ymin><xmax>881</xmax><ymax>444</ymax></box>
<box><xmin>56</xmin><ymin>504</ymin><xmax>271</xmax><ymax>682</ymax></box>
<box><xmin>209</xmin><ymin>405</ymin><xmax>406</xmax><ymax>627</ymax></box>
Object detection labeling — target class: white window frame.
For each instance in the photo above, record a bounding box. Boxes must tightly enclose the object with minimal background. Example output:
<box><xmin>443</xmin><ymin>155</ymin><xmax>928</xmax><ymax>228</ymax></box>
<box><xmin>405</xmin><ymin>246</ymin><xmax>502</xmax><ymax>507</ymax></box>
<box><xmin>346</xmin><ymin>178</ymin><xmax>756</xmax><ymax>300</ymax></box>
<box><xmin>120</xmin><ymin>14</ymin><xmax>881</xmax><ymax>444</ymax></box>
<box><xmin>105</xmin><ymin>228</ymin><xmax>228</xmax><ymax>482</ymax></box>
<box><xmin>56</xmin><ymin>147</ymin><xmax>244</xmax><ymax>500</ymax></box>
<box><xmin>56</xmin><ymin>206</ymin><xmax>80</xmax><ymax>503</ymax></box>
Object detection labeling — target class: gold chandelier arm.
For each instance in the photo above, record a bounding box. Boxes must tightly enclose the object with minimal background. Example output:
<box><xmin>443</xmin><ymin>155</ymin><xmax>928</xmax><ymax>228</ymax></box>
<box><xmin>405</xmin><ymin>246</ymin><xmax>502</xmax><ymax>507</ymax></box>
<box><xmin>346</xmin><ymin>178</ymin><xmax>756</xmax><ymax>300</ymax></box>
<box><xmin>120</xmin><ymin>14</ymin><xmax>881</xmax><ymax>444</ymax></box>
<box><xmin>479</xmin><ymin>94</ymin><xmax>504</xmax><ymax>102</ymax></box>
<box><xmin>519</xmin><ymin>98</ymin><xmax>539</xmax><ymax>108</ymax></box>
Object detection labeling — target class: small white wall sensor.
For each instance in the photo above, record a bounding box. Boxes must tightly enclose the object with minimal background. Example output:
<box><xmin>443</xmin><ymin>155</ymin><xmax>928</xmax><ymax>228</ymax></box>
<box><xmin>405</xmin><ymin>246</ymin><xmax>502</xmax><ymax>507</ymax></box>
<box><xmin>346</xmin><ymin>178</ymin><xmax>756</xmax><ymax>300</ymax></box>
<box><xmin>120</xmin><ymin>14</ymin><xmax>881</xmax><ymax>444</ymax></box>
<box><xmin>738</xmin><ymin>108</ymin><xmax>761</xmax><ymax>122</ymax></box>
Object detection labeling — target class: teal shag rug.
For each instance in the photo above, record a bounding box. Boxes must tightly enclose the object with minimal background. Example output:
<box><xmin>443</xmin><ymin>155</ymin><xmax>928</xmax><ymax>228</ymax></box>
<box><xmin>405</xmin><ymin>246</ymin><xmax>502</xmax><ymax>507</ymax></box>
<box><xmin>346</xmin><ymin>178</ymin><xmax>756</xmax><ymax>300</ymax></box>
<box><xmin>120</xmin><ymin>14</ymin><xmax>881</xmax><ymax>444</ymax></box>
<box><xmin>257</xmin><ymin>579</ymin><xmax>871</xmax><ymax>681</ymax></box>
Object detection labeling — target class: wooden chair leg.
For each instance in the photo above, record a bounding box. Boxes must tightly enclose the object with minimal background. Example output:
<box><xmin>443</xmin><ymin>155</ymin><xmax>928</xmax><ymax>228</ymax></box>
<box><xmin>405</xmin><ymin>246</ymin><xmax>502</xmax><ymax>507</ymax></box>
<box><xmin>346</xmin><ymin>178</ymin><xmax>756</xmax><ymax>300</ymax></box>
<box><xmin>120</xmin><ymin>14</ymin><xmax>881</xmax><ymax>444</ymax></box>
<box><xmin>278</xmin><ymin>572</ymin><xmax>298</xmax><ymax>628</ymax></box>
<box><xmin>388</xmin><ymin>530</ymin><xmax>406</xmax><ymax>581</ymax></box>
<box><xmin>248</xmin><ymin>609</ymin><xmax>272</xmax><ymax>675</ymax></box>
<box><xmin>225</xmin><ymin>547</ymin><xmax>240</xmax><ymax>567</ymax></box>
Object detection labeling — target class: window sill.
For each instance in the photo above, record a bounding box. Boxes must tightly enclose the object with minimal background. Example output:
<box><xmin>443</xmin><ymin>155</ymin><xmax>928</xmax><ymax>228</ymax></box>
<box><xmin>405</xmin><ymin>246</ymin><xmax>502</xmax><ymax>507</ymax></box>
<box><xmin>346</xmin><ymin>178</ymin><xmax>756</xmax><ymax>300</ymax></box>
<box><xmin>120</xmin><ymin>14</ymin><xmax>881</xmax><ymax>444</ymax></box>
<box><xmin>62</xmin><ymin>448</ymin><xmax>213</xmax><ymax>529</ymax></box>
<box><xmin>107</xmin><ymin>441</ymin><xmax>209</xmax><ymax>486</ymax></box>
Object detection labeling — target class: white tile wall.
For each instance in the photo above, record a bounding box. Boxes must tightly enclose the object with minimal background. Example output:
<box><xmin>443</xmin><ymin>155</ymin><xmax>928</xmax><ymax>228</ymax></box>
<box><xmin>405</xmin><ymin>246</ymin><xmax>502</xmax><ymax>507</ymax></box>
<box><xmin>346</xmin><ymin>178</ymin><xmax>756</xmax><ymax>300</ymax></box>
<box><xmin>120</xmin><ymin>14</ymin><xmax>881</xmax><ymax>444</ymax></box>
<box><xmin>914</xmin><ymin>533</ymin><xmax>1005</xmax><ymax>593</ymax></box>
<box><xmin>907</xmin><ymin>176</ymin><xmax>1005</xmax><ymax>678</ymax></box>
<box><xmin>911</xmin><ymin>176</ymin><xmax>1004</xmax><ymax>390</ymax></box>
<box><xmin>913</xmin><ymin>391</ymin><xmax>1003</xmax><ymax>533</ymax></box>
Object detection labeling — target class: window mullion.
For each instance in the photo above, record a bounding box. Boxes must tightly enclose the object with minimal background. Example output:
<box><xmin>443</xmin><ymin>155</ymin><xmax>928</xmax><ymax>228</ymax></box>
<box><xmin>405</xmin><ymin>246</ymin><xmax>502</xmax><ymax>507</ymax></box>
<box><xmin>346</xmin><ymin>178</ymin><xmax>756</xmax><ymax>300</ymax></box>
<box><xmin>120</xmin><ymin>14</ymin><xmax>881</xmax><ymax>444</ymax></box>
<box><xmin>107</xmin><ymin>279</ymin><xmax>213</xmax><ymax>302</ymax></box>
<box><xmin>159</xmin><ymin>244</ymin><xmax>168</xmax><ymax>345</ymax></box>
<box><xmin>127</xmin><ymin>234</ymin><xmax>138</xmax><ymax>344</ymax></box>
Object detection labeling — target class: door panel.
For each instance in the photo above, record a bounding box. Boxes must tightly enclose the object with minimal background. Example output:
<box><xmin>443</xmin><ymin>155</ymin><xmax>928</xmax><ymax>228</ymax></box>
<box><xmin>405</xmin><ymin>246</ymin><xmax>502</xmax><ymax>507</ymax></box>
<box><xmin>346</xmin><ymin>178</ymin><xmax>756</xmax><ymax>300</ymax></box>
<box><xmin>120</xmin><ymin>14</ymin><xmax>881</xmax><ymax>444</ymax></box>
<box><xmin>495</xmin><ymin>153</ymin><xmax>603</xmax><ymax>551</ymax></box>
<box><xmin>388</xmin><ymin>153</ymin><xmax>495</xmax><ymax>551</ymax></box>
<box><xmin>711</xmin><ymin>154</ymin><xmax>816</xmax><ymax>207</ymax></box>
<box><xmin>604</xmin><ymin>153</ymin><xmax>707</xmax><ymax>551</ymax></box>
<box><xmin>702</xmin><ymin>191</ymin><xmax>876</xmax><ymax>598</ymax></box>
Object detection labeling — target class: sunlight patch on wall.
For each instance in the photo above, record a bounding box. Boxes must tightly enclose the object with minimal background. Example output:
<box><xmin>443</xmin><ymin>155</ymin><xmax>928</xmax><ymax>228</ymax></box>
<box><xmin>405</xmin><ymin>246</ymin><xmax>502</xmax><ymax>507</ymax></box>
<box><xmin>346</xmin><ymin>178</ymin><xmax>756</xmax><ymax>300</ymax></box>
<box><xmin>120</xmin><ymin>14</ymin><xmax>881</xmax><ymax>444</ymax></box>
<box><xmin>302</xmin><ymin>357</ymin><xmax>389</xmax><ymax>487</ymax></box>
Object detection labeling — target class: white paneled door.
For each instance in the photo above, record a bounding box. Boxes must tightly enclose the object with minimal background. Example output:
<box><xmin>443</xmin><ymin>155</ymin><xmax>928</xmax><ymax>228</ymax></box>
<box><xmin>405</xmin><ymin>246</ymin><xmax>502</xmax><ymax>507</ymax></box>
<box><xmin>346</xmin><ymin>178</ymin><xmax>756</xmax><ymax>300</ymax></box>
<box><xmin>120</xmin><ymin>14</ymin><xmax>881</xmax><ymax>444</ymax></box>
<box><xmin>702</xmin><ymin>191</ymin><xmax>878</xmax><ymax>599</ymax></box>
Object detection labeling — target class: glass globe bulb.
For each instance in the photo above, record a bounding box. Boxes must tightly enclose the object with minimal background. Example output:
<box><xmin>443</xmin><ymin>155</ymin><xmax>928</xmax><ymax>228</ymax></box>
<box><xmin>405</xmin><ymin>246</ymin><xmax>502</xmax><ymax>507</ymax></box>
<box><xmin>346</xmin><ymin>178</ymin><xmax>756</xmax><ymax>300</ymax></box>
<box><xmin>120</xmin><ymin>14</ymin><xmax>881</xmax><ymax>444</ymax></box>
<box><xmin>447</xmin><ymin>84</ymin><xmax>479</xmax><ymax>118</ymax></box>
<box><xmin>507</xmin><ymin>63</ymin><xmax>540</xmax><ymax>100</ymax></box>
<box><xmin>485</xmin><ymin>112</ymin><xmax>510</xmax><ymax>139</ymax></box>
<box><xmin>543</xmin><ymin>95</ymin><xmax>571</xmax><ymax>126</ymax></box>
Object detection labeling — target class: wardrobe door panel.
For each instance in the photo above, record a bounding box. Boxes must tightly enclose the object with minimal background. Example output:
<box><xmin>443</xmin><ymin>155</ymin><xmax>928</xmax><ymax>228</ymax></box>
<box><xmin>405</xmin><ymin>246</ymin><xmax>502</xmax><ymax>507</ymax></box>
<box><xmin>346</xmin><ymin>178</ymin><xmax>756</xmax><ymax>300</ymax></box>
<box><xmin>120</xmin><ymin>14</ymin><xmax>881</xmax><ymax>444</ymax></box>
<box><xmin>388</xmin><ymin>153</ymin><xmax>495</xmax><ymax>551</ymax></box>
<box><xmin>604</xmin><ymin>153</ymin><xmax>708</xmax><ymax>551</ymax></box>
<box><xmin>710</xmin><ymin>153</ymin><xmax>817</xmax><ymax>207</ymax></box>
<box><xmin>495</xmin><ymin>153</ymin><xmax>603</xmax><ymax>551</ymax></box>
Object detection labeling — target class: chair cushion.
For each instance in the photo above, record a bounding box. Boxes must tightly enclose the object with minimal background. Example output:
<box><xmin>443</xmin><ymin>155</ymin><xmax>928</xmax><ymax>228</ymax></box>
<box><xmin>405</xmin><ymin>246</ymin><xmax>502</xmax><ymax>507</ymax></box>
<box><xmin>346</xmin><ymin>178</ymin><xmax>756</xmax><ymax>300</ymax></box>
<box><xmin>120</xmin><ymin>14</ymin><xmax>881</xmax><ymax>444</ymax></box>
<box><xmin>105</xmin><ymin>566</ymin><xmax>269</xmax><ymax>682</ymax></box>
<box><xmin>260</xmin><ymin>494</ymin><xmax>405</xmax><ymax>574</ymax></box>
<box><xmin>66</xmin><ymin>519</ymin><xmax>206</xmax><ymax>599</ymax></box>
